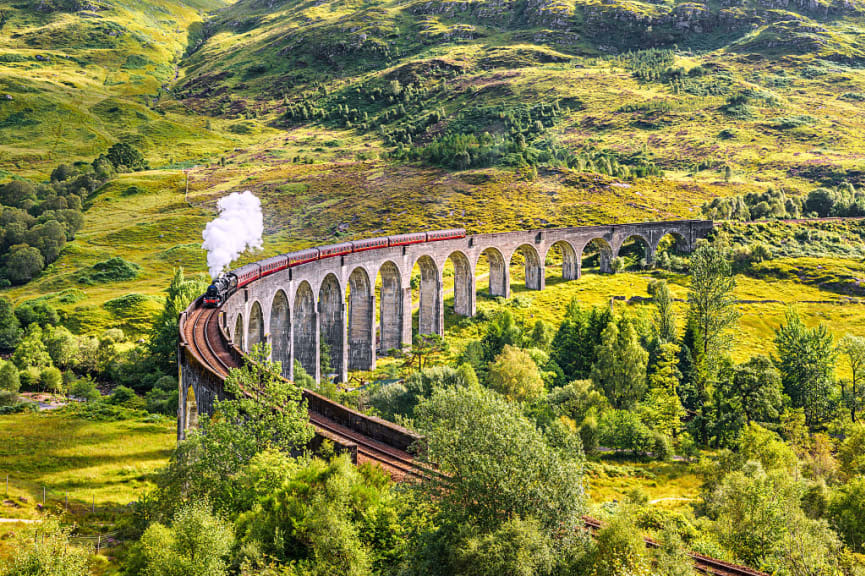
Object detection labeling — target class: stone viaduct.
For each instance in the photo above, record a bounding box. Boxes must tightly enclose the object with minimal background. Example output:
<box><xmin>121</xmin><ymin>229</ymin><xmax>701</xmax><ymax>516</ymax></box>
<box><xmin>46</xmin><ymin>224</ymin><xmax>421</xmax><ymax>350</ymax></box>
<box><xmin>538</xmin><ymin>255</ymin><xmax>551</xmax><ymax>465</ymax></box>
<box><xmin>217</xmin><ymin>220</ymin><xmax>713</xmax><ymax>384</ymax></box>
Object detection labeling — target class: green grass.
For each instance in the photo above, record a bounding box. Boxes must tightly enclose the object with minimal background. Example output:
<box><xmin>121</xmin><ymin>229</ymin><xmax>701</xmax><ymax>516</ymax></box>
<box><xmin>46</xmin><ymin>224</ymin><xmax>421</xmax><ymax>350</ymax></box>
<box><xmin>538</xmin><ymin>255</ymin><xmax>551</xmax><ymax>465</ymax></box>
<box><xmin>0</xmin><ymin>409</ymin><xmax>174</xmax><ymax>516</ymax></box>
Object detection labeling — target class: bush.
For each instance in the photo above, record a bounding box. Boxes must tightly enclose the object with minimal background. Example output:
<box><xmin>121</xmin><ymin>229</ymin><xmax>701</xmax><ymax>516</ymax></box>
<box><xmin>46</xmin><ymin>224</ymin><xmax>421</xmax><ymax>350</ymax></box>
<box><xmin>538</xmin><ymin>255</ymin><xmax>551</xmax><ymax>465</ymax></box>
<box><xmin>40</xmin><ymin>367</ymin><xmax>63</xmax><ymax>393</ymax></box>
<box><xmin>598</xmin><ymin>410</ymin><xmax>654</xmax><ymax>455</ymax></box>
<box><xmin>108</xmin><ymin>385</ymin><xmax>141</xmax><ymax>407</ymax></box>
<box><xmin>68</xmin><ymin>377</ymin><xmax>101</xmax><ymax>402</ymax></box>
<box><xmin>76</xmin><ymin>257</ymin><xmax>139</xmax><ymax>284</ymax></box>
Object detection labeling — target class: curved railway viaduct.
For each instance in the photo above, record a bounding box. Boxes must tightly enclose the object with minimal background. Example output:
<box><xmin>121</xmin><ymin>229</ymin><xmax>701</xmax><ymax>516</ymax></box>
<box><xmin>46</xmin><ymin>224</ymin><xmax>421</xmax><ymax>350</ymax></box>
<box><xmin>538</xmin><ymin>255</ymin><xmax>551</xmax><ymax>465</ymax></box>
<box><xmin>178</xmin><ymin>219</ymin><xmax>711</xmax><ymax>467</ymax></box>
<box><xmin>177</xmin><ymin>218</ymin><xmax>772</xmax><ymax>575</ymax></box>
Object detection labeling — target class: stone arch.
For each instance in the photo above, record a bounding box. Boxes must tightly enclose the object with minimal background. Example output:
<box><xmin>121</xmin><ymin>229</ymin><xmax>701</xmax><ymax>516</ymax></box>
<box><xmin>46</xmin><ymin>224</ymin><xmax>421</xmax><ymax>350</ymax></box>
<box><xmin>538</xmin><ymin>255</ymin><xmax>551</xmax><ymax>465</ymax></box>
<box><xmin>270</xmin><ymin>290</ymin><xmax>291</xmax><ymax>379</ymax></box>
<box><xmin>580</xmin><ymin>238</ymin><xmax>614</xmax><ymax>274</ymax></box>
<box><xmin>293</xmin><ymin>281</ymin><xmax>318</xmax><ymax>381</ymax></box>
<box><xmin>377</xmin><ymin>261</ymin><xmax>404</xmax><ymax>354</ymax></box>
<box><xmin>347</xmin><ymin>267</ymin><xmax>375</xmax><ymax>372</ymax></box>
<box><xmin>654</xmin><ymin>231</ymin><xmax>689</xmax><ymax>261</ymax></box>
<box><xmin>510</xmin><ymin>244</ymin><xmax>544</xmax><ymax>291</ymax></box>
<box><xmin>248</xmin><ymin>301</ymin><xmax>265</xmax><ymax>351</ymax></box>
<box><xmin>545</xmin><ymin>240</ymin><xmax>579</xmax><ymax>282</ymax></box>
<box><xmin>413</xmin><ymin>255</ymin><xmax>441</xmax><ymax>336</ymax></box>
<box><xmin>184</xmin><ymin>384</ymin><xmax>199</xmax><ymax>430</ymax></box>
<box><xmin>319</xmin><ymin>273</ymin><xmax>345</xmax><ymax>382</ymax></box>
<box><xmin>233</xmin><ymin>313</ymin><xmax>244</xmax><ymax>350</ymax></box>
<box><xmin>446</xmin><ymin>250</ymin><xmax>474</xmax><ymax>318</ymax></box>
<box><xmin>479</xmin><ymin>247</ymin><xmax>508</xmax><ymax>298</ymax></box>
<box><xmin>616</xmin><ymin>234</ymin><xmax>652</xmax><ymax>270</ymax></box>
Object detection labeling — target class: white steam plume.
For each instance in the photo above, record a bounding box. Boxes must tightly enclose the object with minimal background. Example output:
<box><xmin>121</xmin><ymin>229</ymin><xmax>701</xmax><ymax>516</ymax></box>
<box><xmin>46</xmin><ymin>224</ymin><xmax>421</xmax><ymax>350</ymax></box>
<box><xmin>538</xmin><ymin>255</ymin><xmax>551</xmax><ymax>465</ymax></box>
<box><xmin>202</xmin><ymin>190</ymin><xmax>264</xmax><ymax>279</ymax></box>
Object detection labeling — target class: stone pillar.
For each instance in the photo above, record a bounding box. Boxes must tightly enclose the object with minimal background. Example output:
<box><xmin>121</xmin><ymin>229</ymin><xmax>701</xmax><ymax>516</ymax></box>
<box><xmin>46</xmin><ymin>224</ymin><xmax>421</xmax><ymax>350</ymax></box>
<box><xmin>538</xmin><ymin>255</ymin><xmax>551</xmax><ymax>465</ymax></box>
<box><xmin>435</xmin><ymin>269</ymin><xmax>444</xmax><ymax>337</ymax></box>
<box><xmin>367</xmin><ymin>293</ymin><xmax>376</xmax><ymax>370</ymax></box>
<box><xmin>312</xmin><ymin>310</ymin><xmax>321</xmax><ymax>383</ymax></box>
<box><xmin>401</xmin><ymin>285</ymin><xmax>413</xmax><ymax>348</ymax></box>
<box><xmin>339</xmin><ymin>303</ymin><xmax>348</xmax><ymax>383</ymax></box>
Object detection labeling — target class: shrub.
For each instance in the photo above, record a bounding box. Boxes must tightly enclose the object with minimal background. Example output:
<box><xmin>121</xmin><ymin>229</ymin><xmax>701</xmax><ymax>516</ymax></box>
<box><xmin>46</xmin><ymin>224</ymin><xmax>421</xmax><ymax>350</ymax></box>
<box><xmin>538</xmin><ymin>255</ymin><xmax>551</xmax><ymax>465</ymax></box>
<box><xmin>40</xmin><ymin>367</ymin><xmax>63</xmax><ymax>393</ymax></box>
<box><xmin>69</xmin><ymin>377</ymin><xmax>100</xmax><ymax>402</ymax></box>
<box><xmin>76</xmin><ymin>257</ymin><xmax>139</xmax><ymax>284</ymax></box>
<box><xmin>0</xmin><ymin>360</ymin><xmax>21</xmax><ymax>393</ymax></box>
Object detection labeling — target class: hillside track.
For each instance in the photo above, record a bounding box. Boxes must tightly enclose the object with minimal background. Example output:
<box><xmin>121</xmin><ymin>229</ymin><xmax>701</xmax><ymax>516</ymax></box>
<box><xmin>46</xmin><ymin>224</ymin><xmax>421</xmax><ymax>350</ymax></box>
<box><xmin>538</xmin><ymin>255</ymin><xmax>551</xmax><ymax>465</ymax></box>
<box><xmin>182</xmin><ymin>300</ymin><xmax>427</xmax><ymax>480</ymax></box>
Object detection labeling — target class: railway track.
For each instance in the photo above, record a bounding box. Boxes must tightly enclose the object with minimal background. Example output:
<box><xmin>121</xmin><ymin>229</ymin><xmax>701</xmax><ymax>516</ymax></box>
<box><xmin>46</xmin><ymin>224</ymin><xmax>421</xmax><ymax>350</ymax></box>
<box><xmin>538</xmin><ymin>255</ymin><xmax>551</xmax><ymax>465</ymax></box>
<box><xmin>184</xmin><ymin>301</ymin><xmax>765</xmax><ymax>576</ymax></box>
<box><xmin>183</xmin><ymin>301</ymin><xmax>425</xmax><ymax>480</ymax></box>
<box><xmin>581</xmin><ymin>516</ymin><xmax>767</xmax><ymax>576</ymax></box>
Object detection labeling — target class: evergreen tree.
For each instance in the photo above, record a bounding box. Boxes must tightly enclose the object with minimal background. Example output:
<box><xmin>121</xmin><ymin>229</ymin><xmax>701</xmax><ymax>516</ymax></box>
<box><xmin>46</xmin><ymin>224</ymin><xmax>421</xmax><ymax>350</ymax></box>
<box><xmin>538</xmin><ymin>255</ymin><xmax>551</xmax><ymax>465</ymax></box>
<box><xmin>148</xmin><ymin>268</ymin><xmax>210</xmax><ymax>374</ymax></box>
<box><xmin>650</xmin><ymin>280</ymin><xmax>677</xmax><ymax>344</ymax></box>
<box><xmin>591</xmin><ymin>317</ymin><xmax>648</xmax><ymax>410</ymax></box>
<box><xmin>640</xmin><ymin>342</ymin><xmax>685</xmax><ymax>438</ymax></box>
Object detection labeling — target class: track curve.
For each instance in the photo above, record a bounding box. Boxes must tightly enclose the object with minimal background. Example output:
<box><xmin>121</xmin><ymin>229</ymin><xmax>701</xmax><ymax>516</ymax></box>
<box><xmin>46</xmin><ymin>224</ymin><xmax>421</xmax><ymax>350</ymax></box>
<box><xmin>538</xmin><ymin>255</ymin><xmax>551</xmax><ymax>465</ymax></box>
<box><xmin>182</xmin><ymin>299</ymin><xmax>426</xmax><ymax>481</ymax></box>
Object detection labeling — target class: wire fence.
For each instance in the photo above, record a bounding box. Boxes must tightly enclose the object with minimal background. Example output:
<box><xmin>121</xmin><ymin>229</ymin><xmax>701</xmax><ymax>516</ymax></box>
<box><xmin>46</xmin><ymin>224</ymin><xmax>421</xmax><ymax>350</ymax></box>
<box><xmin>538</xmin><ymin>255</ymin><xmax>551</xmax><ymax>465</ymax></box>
<box><xmin>1</xmin><ymin>473</ymin><xmax>132</xmax><ymax>553</ymax></box>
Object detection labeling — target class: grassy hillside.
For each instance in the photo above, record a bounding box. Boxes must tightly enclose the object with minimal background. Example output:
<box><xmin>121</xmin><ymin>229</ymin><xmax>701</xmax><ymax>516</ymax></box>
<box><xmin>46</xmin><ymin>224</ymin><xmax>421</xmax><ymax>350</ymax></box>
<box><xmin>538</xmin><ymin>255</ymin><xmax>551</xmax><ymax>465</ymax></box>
<box><xmin>0</xmin><ymin>0</ymin><xmax>233</xmax><ymax>178</ymax></box>
<box><xmin>3</xmin><ymin>0</ymin><xmax>865</xmax><ymax>329</ymax></box>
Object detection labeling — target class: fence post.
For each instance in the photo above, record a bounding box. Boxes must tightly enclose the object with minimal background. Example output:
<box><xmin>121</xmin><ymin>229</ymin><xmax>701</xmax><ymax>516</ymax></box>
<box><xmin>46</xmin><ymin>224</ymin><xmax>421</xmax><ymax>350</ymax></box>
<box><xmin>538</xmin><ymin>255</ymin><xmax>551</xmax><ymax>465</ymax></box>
<box><xmin>92</xmin><ymin>495</ymin><xmax>95</xmax><ymax>514</ymax></box>
<box><xmin>65</xmin><ymin>491</ymin><xmax>68</xmax><ymax>511</ymax></box>
<box><xmin>96</xmin><ymin>535</ymin><xmax>101</xmax><ymax>554</ymax></box>
<box><xmin>42</xmin><ymin>486</ymin><xmax>45</xmax><ymax>507</ymax></box>
<box><xmin>5</xmin><ymin>474</ymin><xmax>7</xmax><ymax>497</ymax></box>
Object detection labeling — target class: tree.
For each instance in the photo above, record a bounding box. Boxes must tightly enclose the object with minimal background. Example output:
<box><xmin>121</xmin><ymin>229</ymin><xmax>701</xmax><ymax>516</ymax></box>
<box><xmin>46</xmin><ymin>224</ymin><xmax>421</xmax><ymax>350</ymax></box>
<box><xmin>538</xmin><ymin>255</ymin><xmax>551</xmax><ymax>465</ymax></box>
<box><xmin>774</xmin><ymin>309</ymin><xmax>836</xmax><ymax>427</ymax></box>
<box><xmin>487</xmin><ymin>345</ymin><xmax>544</xmax><ymax>403</ymax></box>
<box><xmin>839</xmin><ymin>334</ymin><xmax>865</xmax><ymax>422</ymax></box>
<box><xmin>598</xmin><ymin>410</ymin><xmax>654</xmax><ymax>455</ymax></box>
<box><xmin>235</xmin><ymin>455</ymin><xmax>411</xmax><ymax>576</ymax></box>
<box><xmin>591</xmin><ymin>317</ymin><xmax>648</xmax><ymax>410</ymax></box>
<box><xmin>529</xmin><ymin>320</ymin><xmax>555</xmax><ymax>350</ymax></box>
<box><xmin>5</xmin><ymin>244</ymin><xmax>44</xmax><ymax>284</ymax></box>
<box><xmin>12</xmin><ymin>324</ymin><xmax>51</xmax><ymax>371</ymax></box>
<box><xmin>550</xmin><ymin>299</ymin><xmax>611</xmax><ymax>382</ymax></box>
<box><xmin>0</xmin><ymin>180</ymin><xmax>37</xmax><ymax>208</ymax></box>
<box><xmin>1</xmin><ymin>517</ymin><xmax>90</xmax><ymax>576</ymax></box>
<box><xmin>15</xmin><ymin>301</ymin><xmax>59</xmax><ymax>328</ymax></box>
<box><xmin>687</xmin><ymin>243</ymin><xmax>739</xmax><ymax>384</ymax></box>
<box><xmin>828</xmin><ymin>476</ymin><xmax>865</xmax><ymax>553</ymax></box>
<box><xmin>40</xmin><ymin>367</ymin><xmax>63</xmax><ymax>394</ymax></box>
<box><xmin>640</xmin><ymin>342</ymin><xmax>685</xmax><ymax>439</ymax></box>
<box><xmin>161</xmin><ymin>344</ymin><xmax>314</xmax><ymax>514</ymax></box>
<box><xmin>585</xmin><ymin>507</ymin><xmax>651</xmax><ymax>576</ymax></box>
<box><xmin>838</xmin><ymin>422</ymin><xmax>865</xmax><ymax>477</ymax></box>
<box><xmin>710</xmin><ymin>463</ymin><xmax>796</xmax><ymax>569</ymax></box>
<box><xmin>135</xmin><ymin>501</ymin><xmax>234</xmax><ymax>576</ymax></box>
<box><xmin>105</xmin><ymin>142</ymin><xmax>147</xmax><ymax>171</ymax></box>
<box><xmin>727</xmin><ymin>355</ymin><xmax>783</xmax><ymax>425</ymax></box>
<box><xmin>650</xmin><ymin>280</ymin><xmax>677</xmax><ymax>344</ymax></box>
<box><xmin>451</xmin><ymin>516</ymin><xmax>555</xmax><ymax>576</ymax></box>
<box><xmin>414</xmin><ymin>385</ymin><xmax>585</xmax><ymax>532</ymax></box>
<box><xmin>0</xmin><ymin>296</ymin><xmax>20</xmax><ymax>351</ymax></box>
<box><xmin>44</xmin><ymin>326</ymin><xmax>78</xmax><ymax>369</ymax></box>
<box><xmin>0</xmin><ymin>360</ymin><xmax>20</xmax><ymax>394</ymax></box>
<box><xmin>147</xmin><ymin>268</ymin><xmax>209</xmax><ymax>373</ymax></box>
<box><xmin>480</xmin><ymin>310</ymin><xmax>522</xmax><ymax>363</ymax></box>
<box><xmin>25</xmin><ymin>220</ymin><xmax>66</xmax><ymax>264</ymax></box>
<box><xmin>738</xmin><ymin>423</ymin><xmax>798</xmax><ymax>473</ymax></box>
<box><xmin>408</xmin><ymin>333</ymin><xmax>449</xmax><ymax>371</ymax></box>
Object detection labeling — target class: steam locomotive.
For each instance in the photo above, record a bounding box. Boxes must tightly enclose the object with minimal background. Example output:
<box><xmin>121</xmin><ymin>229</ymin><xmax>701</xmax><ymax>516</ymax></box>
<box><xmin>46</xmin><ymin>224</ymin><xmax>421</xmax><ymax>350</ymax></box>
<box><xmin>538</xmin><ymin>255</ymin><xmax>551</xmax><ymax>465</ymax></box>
<box><xmin>202</xmin><ymin>228</ymin><xmax>467</xmax><ymax>308</ymax></box>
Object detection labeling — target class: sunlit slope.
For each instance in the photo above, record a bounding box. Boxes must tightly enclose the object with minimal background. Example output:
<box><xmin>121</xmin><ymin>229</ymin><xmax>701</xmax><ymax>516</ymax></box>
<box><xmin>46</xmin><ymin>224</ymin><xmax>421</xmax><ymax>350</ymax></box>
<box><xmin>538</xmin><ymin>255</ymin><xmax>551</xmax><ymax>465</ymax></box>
<box><xmin>0</xmin><ymin>0</ymin><xmax>228</xmax><ymax>177</ymax></box>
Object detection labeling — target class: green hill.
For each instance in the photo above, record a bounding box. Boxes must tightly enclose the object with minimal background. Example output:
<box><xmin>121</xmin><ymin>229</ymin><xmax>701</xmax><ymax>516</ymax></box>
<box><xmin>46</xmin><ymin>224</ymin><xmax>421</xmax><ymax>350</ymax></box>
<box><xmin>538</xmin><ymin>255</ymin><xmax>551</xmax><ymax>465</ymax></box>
<box><xmin>4</xmin><ymin>0</ymin><xmax>865</xmax><ymax>322</ymax></box>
